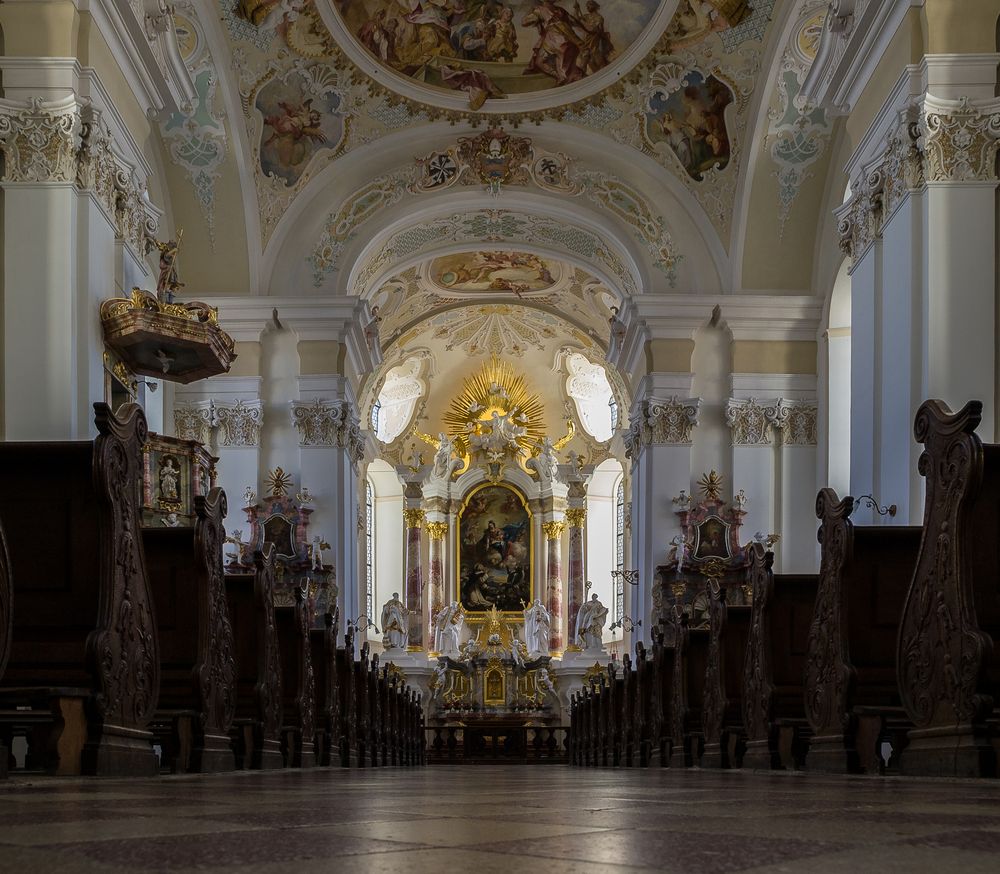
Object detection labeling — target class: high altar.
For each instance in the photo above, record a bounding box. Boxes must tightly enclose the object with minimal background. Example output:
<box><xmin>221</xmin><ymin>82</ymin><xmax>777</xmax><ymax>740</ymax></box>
<box><xmin>374</xmin><ymin>356</ymin><xmax>613</xmax><ymax>737</ymax></box>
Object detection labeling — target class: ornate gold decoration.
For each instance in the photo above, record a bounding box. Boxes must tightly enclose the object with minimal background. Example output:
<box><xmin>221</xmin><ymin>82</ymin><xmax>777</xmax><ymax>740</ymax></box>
<box><xmin>265</xmin><ymin>467</ymin><xmax>292</xmax><ymax>498</ymax></box>
<box><xmin>443</xmin><ymin>353</ymin><xmax>545</xmax><ymax>459</ymax></box>
<box><xmin>700</xmin><ymin>558</ymin><xmax>728</xmax><ymax>582</ymax></box>
<box><xmin>425</xmin><ymin>521</ymin><xmax>448</xmax><ymax>541</ymax></box>
<box><xmin>542</xmin><ymin>520</ymin><xmax>567</xmax><ymax>540</ymax></box>
<box><xmin>565</xmin><ymin>508</ymin><xmax>587</xmax><ymax>528</ymax></box>
<box><xmin>385</xmin><ymin>663</ymin><xmax>407</xmax><ymax>684</ymax></box>
<box><xmin>582</xmin><ymin>662</ymin><xmax>604</xmax><ymax>684</ymax></box>
<box><xmin>552</xmin><ymin>419</ymin><xmax>576</xmax><ymax>451</ymax></box>
<box><xmin>698</xmin><ymin>470</ymin><xmax>724</xmax><ymax>501</ymax></box>
<box><xmin>403</xmin><ymin>508</ymin><xmax>426</xmax><ymax>529</ymax></box>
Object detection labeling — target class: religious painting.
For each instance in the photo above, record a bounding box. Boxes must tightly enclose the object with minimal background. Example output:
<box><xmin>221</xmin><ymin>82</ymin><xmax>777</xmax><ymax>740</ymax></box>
<box><xmin>263</xmin><ymin>513</ymin><xmax>298</xmax><ymax>560</ymax></box>
<box><xmin>644</xmin><ymin>70</ymin><xmax>733</xmax><ymax>181</ymax></box>
<box><xmin>663</xmin><ymin>0</ymin><xmax>751</xmax><ymax>50</ymax></box>
<box><xmin>334</xmin><ymin>0</ymin><xmax>661</xmax><ymax>103</ymax></box>
<box><xmin>430</xmin><ymin>251</ymin><xmax>561</xmax><ymax>293</ymax></box>
<box><xmin>457</xmin><ymin>483</ymin><xmax>531</xmax><ymax>613</ymax></box>
<box><xmin>692</xmin><ymin>515</ymin><xmax>731</xmax><ymax>561</ymax></box>
<box><xmin>234</xmin><ymin>0</ymin><xmax>335</xmax><ymax>58</ymax></box>
<box><xmin>256</xmin><ymin>68</ymin><xmax>344</xmax><ymax>186</ymax></box>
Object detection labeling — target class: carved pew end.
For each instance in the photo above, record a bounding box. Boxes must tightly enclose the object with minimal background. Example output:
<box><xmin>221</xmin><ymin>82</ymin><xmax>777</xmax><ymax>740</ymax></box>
<box><xmin>900</xmin><ymin>724</ymin><xmax>996</xmax><ymax>779</ymax></box>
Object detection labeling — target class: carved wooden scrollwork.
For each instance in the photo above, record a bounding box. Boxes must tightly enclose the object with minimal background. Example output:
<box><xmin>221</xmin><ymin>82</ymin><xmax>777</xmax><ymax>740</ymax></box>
<box><xmin>633</xmin><ymin>641</ymin><xmax>646</xmax><ymax>753</ymax></box>
<box><xmin>742</xmin><ymin>543</ymin><xmax>775</xmax><ymax>742</ymax></box>
<box><xmin>701</xmin><ymin>582</ymin><xmax>727</xmax><ymax>746</ymax></box>
<box><xmin>898</xmin><ymin>399</ymin><xmax>994</xmax><ymax>726</ymax></box>
<box><xmin>325</xmin><ymin>609</ymin><xmax>340</xmax><ymax>745</ymax></box>
<box><xmin>193</xmin><ymin>488</ymin><xmax>237</xmax><ymax>734</ymax></box>
<box><xmin>342</xmin><ymin>626</ymin><xmax>356</xmax><ymax>751</ymax></box>
<box><xmin>254</xmin><ymin>543</ymin><xmax>283</xmax><ymax>740</ymax></box>
<box><xmin>86</xmin><ymin>402</ymin><xmax>160</xmax><ymax>730</ymax></box>
<box><xmin>670</xmin><ymin>607</ymin><xmax>690</xmax><ymax>747</ymax></box>
<box><xmin>804</xmin><ymin>488</ymin><xmax>856</xmax><ymax>736</ymax></box>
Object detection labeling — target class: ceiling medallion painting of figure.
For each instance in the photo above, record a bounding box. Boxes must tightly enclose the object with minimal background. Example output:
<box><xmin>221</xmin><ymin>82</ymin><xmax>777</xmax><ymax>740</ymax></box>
<box><xmin>430</xmin><ymin>251</ymin><xmax>560</xmax><ymax>294</ymax></box>
<box><xmin>334</xmin><ymin>0</ymin><xmax>668</xmax><ymax>108</ymax></box>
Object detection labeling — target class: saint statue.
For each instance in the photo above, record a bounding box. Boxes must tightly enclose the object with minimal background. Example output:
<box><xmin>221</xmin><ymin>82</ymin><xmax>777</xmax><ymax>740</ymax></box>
<box><xmin>573</xmin><ymin>593</ymin><xmax>609</xmax><ymax>651</ymax></box>
<box><xmin>433</xmin><ymin>601</ymin><xmax>465</xmax><ymax>656</ymax></box>
<box><xmin>364</xmin><ymin>305</ymin><xmax>382</xmax><ymax>357</ymax></box>
<box><xmin>155</xmin><ymin>232</ymin><xmax>184</xmax><ymax>303</ymax></box>
<box><xmin>380</xmin><ymin>592</ymin><xmax>409</xmax><ymax>651</ymax></box>
<box><xmin>523</xmin><ymin>598</ymin><xmax>551</xmax><ymax>657</ymax></box>
<box><xmin>158</xmin><ymin>456</ymin><xmax>180</xmax><ymax>503</ymax></box>
<box><xmin>310</xmin><ymin>535</ymin><xmax>327</xmax><ymax>570</ymax></box>
<box><xmin>431</xmin><ymin>433</ymin><xmax>456</xmax><ymax>481</ymax></box>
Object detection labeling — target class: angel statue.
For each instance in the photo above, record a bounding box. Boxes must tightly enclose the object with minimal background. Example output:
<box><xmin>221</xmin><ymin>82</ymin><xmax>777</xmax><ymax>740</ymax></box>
<box><xmin>155</xmin><ymin>231</ymin><xmax>184</xmax><ymax>303</ymax></box>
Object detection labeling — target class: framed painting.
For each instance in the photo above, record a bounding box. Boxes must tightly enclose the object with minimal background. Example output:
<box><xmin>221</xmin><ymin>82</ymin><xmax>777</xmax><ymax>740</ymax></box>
<box><xmin>692</xmin><ymin>515</ymin><xmax>732</xmax><ymax>562</ymax></box>
<box><xmin>457</xmin><ymin>483</ymin><xmax>532</xmax><ymax>614</ymax></box>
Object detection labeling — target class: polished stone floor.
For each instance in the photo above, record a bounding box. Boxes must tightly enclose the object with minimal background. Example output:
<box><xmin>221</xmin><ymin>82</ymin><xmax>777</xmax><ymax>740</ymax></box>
<box><xmin>1</xmin><ymin>766</ymin><xmax>1000</xmax><ymax>873</ymax></box>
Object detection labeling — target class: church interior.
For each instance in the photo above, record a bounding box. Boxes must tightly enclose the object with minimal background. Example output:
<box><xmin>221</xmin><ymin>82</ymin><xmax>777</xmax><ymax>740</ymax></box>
<box><xmin>3</xmin><ymin>0</ymin><xmax>1000</xmax><ymax>871</ymax></box>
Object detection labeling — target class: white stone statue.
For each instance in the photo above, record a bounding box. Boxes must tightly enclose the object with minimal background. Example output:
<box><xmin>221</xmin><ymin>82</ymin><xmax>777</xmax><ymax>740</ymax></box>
<box><xmin>158</xmin><ymin>456</ymin><xmax>180</xmax><ymax>503</ymax></box>
<box><xmin>510</xmin><ymin>636</ymin><xmax>527</xmax><ymax>669</ymax></box>
<box><xmin>162</xmin><ymin>511</ymin><xmax>181</xmax><ymax>528</ymax></box>
<box><xmin>311</xmin><ymin>536</ymin><xmax>327</xmax><ymax>570</ymax></box>
<box><xmin>574</xmin><ymin>593</ymin><xmax>609</xmax><ymax>652</ymax></box>
<box><xmin>224</xmin><ymin>529</ymin><xmax>244</xmax><ymax>565</ymax></box>
<box><xmin>431</xmin><ymin>433</ymin><xmax>456</xmax><ymax>480</ymax></box>
<box><xmin>528</xmin><ymin>436</ymin><xmax>559</xmax><ymax>484</ymax></box>
<box><xmin>537</xmin><ymin>667</ymin><xmax>557</xmax><ymax>701</ymax></box>
<box><xmin>380</xmin><ymin>592</ymin><xmax>409</xmax><ymax>651</ymax></box>
<box><xmin>670</xmin><ymin>534</ymin><xmax>688</xmax><ymax>573</ymax></box>
<box><xmin>430</xmin><ymin>660</ymin><xmax>448</xmax><ymax>700</ymax></box>
<box><xmin>433</xmin><ymin>601</ymin><xmax>465</xmax><ymax>657</ymax></box>
<box><xmin>523</xmin><ymin>599</ymin><xmax>551</xmax><ymax>658</ymax></box>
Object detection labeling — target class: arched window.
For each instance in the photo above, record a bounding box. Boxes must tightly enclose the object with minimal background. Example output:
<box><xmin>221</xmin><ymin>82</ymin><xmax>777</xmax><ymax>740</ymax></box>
<box><xmin>365</xmin><ymin>479</ymin><xmax>375</xmax><ymax>621</ymax></box>
<box><xmin>614</xmin><ymin>476</ymin><xmax>625</xmax><ymax>622</ymax></box>
<box><xmin>373</xmin><ymin>358</ymin><xmax>424</xmax><ymax>443</ymax></box>
<box><xmin>565</xmin><ymin>352</ymin><xmax>616</xmax><ymax>442</ymax></box>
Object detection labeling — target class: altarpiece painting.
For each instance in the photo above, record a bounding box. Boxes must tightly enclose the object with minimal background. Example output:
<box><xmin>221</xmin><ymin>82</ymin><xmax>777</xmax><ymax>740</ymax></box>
<box><xmin>457</xmin><ymin>483</ymin><xmax>532</xmax><ymax>613</ymax></box>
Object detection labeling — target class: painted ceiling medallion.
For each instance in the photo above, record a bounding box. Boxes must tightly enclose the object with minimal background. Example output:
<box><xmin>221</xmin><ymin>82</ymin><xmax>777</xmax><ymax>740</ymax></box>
<box><xmin>324</xmin><ymin>0</ymin><xmax>688</xmax><ymax>110</ymax></box>
<box><xmin>429</xmin><ymin>251</ymin><xmax>561</xmax><ymax>294</ymax></box>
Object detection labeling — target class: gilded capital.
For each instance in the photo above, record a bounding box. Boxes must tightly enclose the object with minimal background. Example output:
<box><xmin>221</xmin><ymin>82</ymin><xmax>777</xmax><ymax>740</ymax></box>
<box><xmin>425</xmin><ymin>521</ymin><xmax>449</xmax><ymax>540</ymax></box>
<box><xmin>542</xmin><ymin>520</ymin><xmax>567</xmax><ymax>540</ymax></box>
<box><xmin>403</xmin><ymin>508</ymin><xmax>426</xmax><ymax>529</ymax></box>
<box><xmin>565</xmin><ymin>508</ymin><xmax>587</xmax><ymax>528</ymax></box>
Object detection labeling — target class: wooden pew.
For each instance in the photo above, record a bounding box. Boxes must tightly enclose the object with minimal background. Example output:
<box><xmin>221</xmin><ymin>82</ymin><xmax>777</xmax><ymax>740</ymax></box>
<box><xmin>310</xmin><ymin>609</ymin><xmax>339</xmax><ymax>767</ymax></box>
<box><xmin>608</xmin><ymin>662</ymin><xmax>625</xmax><ymax>767</ymax></box>
<box><xmin>897</xmin><ymin>399</ymin><xmax>1000</xmax><ymax>777</ymax></box>
<box><xmin>224</xmin><ymin>544</ymin><xmax>282</xmax><ymax>770</ymax></box>
<box><xmin>275</xmin><ymin>587</ymin><xmax>316</xmax><ymax>767</ymax></box>
<box><xmin>354</xmin><ymin>642</ymin><xmax>371</xmax><ymax>766</ymax></box>
<box><xmin>741</xmin><ymin>544</ymin><xmax>818</xmax><ymax>770</ymax></box>
<box><xmin>368</xmin><ymin>653</ymin><xmax>381</xmax><ymax>767</ymax></box>
<box><xmin>387</xmin><ymin>672</ymin><xmax>401</xmax><ymax>766</ymax></box>
<box><xmin>0</xmin><ymin>520</ymin><xmax>11</xmax><ymax>778</ymax></box>
<box><xmin>670</xmin><ymin>607</ymin><xmax>710</xmax><ymax>768</ymax></box>
<box><xmin>702</xmin><ymin>583</ymin><xmax>751</xmax><ymax>768</ymax></box>
<box><xmin>415</xmin><ymin>688</ymin><xmax>425</xmax><ymax>765</ymax></box>
<box><xmin>631</xmin><ymin>642</ymin><xmax>653</xmax><ymax>767</ymax></box>
<box><xmin>337</xmin><ymin>627</ymin><xmax>358</xmax><ymax>766</ymax></box>
<box><xmin>622</xmin><ymin>653</ymin><xmax>637</xmax><ymax>766</ymax></box>
<box><xmin>145</xmin><ymin>488</ymin><xmax>236</xmax><ymax>773</ymax></box>
<box><xmin>805</xmin><ymin>488</ymin><xmax>920</xmax><ymax>774</ymax></box>
<box><xmin>0</xmin><ymin>403</ymin><xmax>159</xmax><ymax>776</ymax></box>
<box><xmin>647</xmin><ymin>627</ymin><xmax>676</xmax><ymax>766</ymax></box>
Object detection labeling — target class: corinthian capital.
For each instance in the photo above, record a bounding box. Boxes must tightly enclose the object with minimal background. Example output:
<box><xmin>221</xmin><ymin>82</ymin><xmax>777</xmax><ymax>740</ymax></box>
<box><xmin>725</xmin><ymin>398</ymin><xmax>784</xmax><ymax>446</ymax></box>
<box><xmin>624</xmin><ymin>396</ymin><xmax>700</xmax><ymax>458</ymax></box>
<box><xmin>921</xmin><ymin>95</ymin><xmax>1000</xmax><ymax>183</ymax></box>
<box><xmin>0</xmin><ymin>97</ymin><xmax>80</xmax><ymax>183</ymax></box>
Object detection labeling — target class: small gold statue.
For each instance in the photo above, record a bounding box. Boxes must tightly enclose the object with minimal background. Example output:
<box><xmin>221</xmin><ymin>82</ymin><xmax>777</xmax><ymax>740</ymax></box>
<box><xmin>155</xmin><ymin>230</ymin><xmax>185</xmax><ymax>304</ymax></box>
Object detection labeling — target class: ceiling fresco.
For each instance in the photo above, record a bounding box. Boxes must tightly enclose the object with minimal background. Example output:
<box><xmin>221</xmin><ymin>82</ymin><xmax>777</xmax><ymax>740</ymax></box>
<box><xmin>428</xmin><ymin>251</ymin><xmax>562</xmax><ymax>294</ymax></box>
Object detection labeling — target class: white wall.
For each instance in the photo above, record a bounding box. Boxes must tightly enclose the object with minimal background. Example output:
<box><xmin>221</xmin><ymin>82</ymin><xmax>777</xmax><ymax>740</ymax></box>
<box><xmin>586</xmin><ymin>459</ymin><xmax>622</xmax><ymax>643</ymax></box>
<box><xmin>368</xmin><ymin>459</ymin><xmax>404</xmax><ymax>632</ymax></box>
<box><xmin>827</xmin><ymin>259</ymin><xmax>851</xmax><ymax>497</ymax></box>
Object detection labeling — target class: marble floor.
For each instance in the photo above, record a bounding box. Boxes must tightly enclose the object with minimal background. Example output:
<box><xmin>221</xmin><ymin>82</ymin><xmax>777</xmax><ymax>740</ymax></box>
<box><xmin>1</xmin><ymin>767</ymin><xmax>999</xmax><ymax>873</ymax></box>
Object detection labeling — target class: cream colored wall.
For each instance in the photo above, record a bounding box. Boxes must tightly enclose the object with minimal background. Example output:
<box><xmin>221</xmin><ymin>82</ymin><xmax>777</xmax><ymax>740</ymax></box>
<box><xmin>298</xmin><ymin>340</ymin><xmax>343</xmax><ymax>376</ymax></box>
<box><xmin>645</xmin><ymin>339</ymin><xmax>695</xmax><ymax>373</ymax></box>
<box><xmin>923</xmin><ymin>0</ymin><xmax>1000</xmax><ymax>53</ymax></box>
<box><xmin>0</xmin><ymin>1</ymin><xmax>79</xmax><ymax>56</ymax></box>
<box><xmin>228</xmin><ymin>341</ymin><xmax>262</xmax><ymax>378</ymax></box>
<box><xmin>732</xmin><ymin>341</ymin><xmax>817</xmax><ymax>374</ymax></box>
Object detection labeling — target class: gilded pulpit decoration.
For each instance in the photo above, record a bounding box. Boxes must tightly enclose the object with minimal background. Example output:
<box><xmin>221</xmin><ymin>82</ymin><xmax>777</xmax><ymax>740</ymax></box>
<box><xmin>100</xmin><ymin>286</ymin><xmax>237</xmax><ymax>384</ymax></box>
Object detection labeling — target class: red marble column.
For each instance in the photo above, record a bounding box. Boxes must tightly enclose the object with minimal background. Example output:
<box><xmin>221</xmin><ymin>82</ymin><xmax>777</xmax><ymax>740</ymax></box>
<box><xmin>543</xmin><ymin>520</ymin><xmax>566</xmax><ymax>653</ymax></box>
<box><xmin>403</xmin><ymin>508</ymin><xmax>425</xmax><ymax>649</ymax></box>
<box><xmin>566</xmin><ymin>507</ymin><xmax>587</xmax><ymax>649</ymax></box>
<box><xmin>425</xmin><ymin>520</ymin><xmax>448</xmax><ymax>649</ymax></box>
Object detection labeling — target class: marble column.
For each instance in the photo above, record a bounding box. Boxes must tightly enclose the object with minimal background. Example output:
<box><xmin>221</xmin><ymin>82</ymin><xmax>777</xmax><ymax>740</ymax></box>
<box><xmin>542</xmin><ymin>520</ymin><xmax>566</xmax><ymax>653</ymax></box>
<box><xmin>565</xmin><ymin>508</ymin><xmax>587</xmax><ymax>650</ymax></box>
<box><xmin>425</xmin><ymin>520</ymin><xmax>448</xmax><ymax>648</ymax></box>
<box><xmin>403</xmin><ymin>508</ymin><xmax>425</xmax><ymax>650</ymax></box>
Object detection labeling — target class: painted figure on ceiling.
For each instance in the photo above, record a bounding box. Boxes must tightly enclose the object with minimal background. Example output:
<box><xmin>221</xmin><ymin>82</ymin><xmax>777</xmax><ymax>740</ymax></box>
<box><xmin>263</xmin><ymin>99</ymin><xmax>328</xmax><ymax>173</ymax></box>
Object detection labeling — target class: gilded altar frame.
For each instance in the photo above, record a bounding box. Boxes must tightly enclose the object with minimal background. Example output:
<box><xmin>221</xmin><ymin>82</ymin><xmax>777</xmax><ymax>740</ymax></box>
<box><xmin>456</xmin><ymin>481</ymin><xmax>533</xmax><ymax>620</ymax></box>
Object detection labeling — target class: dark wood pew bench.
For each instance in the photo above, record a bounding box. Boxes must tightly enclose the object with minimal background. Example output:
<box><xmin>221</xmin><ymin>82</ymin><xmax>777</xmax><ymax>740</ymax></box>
<box><xmin>0</xmin><ymin>404</ymin><xmax>159</xmax><ymax>776</ymax></box>
<box><xmin>702</xmin><ymin>584</ymin><xmax>751</xmax><ymax>768</ymax></box>
<box><xmin>648</xmin><ymin>627</ymin><xmax>676</xmax><ymax>766</ymax></box>
<box><xmin>336</xmin><ymin>627</ymin><xmax>358</xmax><ymax>766</ymax></box>
<box><xmin>805</xmin><ymin>488</ymin><xmax>920</xmax><ymax>773</ymax></box>
<box><xmin>224</xmin><ymin>545</ymin><xmax>282</xmax><ymax>770</ymax></box>
<box><xmin>353</xmin><ymin>642</ymin><xmax>371</xmax><ymax>767</ymax></box>
<box><xmin>144</xmin><ymin>489</ymin><xmax>236</xmax><ymax>773</ymax></box>
<box><xmin>368</xmin><ymin>653</ymin><xmax>382</xmax><ymax>768</ymax></box>
<box><xmin>0</xmin><ymin>520</ymin><xmax>11</xmax><ymax>779</ymax></box>
<box><xmin>670</xmin><ymin>609</ymin><xmax>710</xmax><ymax>768</ymax></box>
<box><xmin>621</xmin><ymin>653</ymin><xmax>638</xmax><ymax>767</ymax></box>
<box><xmin>742</xmin><ymin>544</ymin><xmax>818</xmax><ymax>770</ymax></box>
<box><xmin>897</xmin><ymin>400</ymin><xmax>1000</xmax><ymax>777</ymax></box>
<box><xmin>310</xmin><ymin>610</ymin><xmax>339</xmax><ymax>767</ymax></box>
<box><xmin>275</xmin><ymin>587</ymin><xmax>316</xmax><ymax>767</ymax></box>
<box><xmin>631</xmin><ymin>641</ymin><xmax>653</xmax><ymax>767</ymax></box>
<box><xmin>607</xmin><ymin>662</ymin><xmax>625</xmax><ymax>767</ymax></box>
